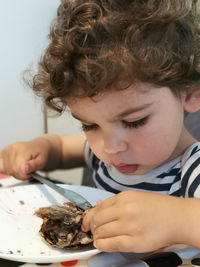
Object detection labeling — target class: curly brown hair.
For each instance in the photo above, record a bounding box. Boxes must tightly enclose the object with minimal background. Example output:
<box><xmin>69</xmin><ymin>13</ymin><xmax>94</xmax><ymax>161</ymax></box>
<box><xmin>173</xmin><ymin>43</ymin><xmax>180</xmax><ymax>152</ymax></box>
<box><xmin>32</xmin><ymin>0</ymin><xmax>200</xmax><ymax>113</ymax></box>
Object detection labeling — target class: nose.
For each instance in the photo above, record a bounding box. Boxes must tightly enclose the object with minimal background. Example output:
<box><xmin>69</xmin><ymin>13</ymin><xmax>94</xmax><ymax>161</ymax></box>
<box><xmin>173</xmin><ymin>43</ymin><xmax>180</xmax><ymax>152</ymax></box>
<box><xmin>102</xmin><ymin>131</ymin><xmax>127</xmax><ymax>154</ymax></box>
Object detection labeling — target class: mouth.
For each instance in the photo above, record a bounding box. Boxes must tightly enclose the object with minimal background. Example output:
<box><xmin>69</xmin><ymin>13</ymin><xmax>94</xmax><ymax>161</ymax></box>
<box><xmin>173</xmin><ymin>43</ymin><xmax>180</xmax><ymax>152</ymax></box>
<box><xmin>113</xmin><ymin>163</ymin><xmax>138</xmax><ymax>174</ymax></box>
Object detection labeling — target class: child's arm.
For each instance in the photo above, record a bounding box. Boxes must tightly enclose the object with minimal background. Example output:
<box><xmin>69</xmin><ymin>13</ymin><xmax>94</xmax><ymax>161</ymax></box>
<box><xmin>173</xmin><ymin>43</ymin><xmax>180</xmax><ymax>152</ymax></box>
<box><xmin>0</xmin><ymin>133</ymin><xmax>86</xmax><ymax>180</ymax></box>
<box><xmin>82</xmin><ymin>190</ymin><xmax>200</xmax><ymax>253</ymax></box>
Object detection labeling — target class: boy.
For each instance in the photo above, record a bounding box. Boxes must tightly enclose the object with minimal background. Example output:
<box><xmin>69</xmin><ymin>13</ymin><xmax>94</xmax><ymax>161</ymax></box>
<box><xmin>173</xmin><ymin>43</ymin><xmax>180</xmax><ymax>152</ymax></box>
<box><xmin>1</xmin><ymin>0</ymin><xmax>200</xmax><ymax>253</ymax></box>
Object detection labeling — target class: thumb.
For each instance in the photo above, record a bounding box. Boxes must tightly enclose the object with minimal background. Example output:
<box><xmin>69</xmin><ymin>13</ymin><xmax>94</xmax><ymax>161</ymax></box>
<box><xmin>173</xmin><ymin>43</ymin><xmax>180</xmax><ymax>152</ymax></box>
<box><xmin>20</xmin><ymin>162</ymin><xmax>32</xmax><ymax>175</ymax></box>
<box><xmin>20</xmin><ymin>156</ymin><xmax>45</xmax><ymax>175</ymax></box>
<box><xmin>82</xmin><ymin>206</ymin><xmax>96</xmax><ymax>233</ymax></box>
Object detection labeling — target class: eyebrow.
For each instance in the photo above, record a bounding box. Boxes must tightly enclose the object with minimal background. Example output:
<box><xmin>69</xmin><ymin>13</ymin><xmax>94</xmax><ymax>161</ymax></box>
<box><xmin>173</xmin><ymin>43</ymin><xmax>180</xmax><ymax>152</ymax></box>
<box><xmin>71</xmin><ymin>103</ymin><xmax>152</xmax><ymax>123</ymax></box>
<box><xmin>116</xmin><ymin>103</ymin><xmax>152</xmax><ymax>119</ymax></box>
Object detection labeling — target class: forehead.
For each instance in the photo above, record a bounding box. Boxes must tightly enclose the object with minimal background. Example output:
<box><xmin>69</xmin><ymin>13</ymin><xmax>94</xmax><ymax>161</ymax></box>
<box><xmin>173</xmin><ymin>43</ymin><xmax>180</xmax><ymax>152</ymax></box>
<box><xmin>66</xmin><ymin>83</ymin><xmax>163</xmax><ymax>109</ymax></box>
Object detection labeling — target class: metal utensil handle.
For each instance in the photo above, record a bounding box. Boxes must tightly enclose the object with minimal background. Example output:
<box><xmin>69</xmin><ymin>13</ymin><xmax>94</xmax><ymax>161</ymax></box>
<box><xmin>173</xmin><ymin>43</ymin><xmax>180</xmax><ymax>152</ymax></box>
<box><xmin>32</xmin><ymin>173</ymin><xmax>92</xmax><ymax>210</ymax></box>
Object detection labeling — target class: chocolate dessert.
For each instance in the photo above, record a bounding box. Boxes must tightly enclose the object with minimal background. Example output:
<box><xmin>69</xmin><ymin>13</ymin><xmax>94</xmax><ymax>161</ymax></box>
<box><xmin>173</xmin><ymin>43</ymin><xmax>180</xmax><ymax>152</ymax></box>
<box><xmin>35</xmin><ymin>202</ymin><xmax>93</xmax><ymax>248</ymax></box>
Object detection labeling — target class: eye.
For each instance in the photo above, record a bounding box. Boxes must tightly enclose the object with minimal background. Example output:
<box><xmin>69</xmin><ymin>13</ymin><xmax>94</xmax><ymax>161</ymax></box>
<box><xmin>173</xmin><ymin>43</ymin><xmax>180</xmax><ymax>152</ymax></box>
<box><xmin>122</xmin><ymin>116</ymin><xmax>149</xmax><ymax>129</ymax></box>
<box><xmin>81</xmin><ymin>123</ymin><xmax>98</xmax><ymax>132</ymax></box>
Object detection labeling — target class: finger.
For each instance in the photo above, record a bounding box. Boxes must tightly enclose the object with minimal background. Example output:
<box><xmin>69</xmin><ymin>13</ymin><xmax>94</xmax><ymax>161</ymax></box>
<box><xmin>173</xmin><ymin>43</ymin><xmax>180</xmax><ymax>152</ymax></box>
<box><xmin>20</xmin><ymin>154</ymin><xmax>45</xmax><ymax>174</ymax></box>
<box><xmin>96</xmin><ymin>199</ymin><xmax>103</xmax><ymax>206</ymax></box>
<box><xmin>20</xmin><ymin>163</ymin><xmax>31</xmax><ymax>174</ymax></box>
<box><xmin>0</xmin><ymin>156</ymin><xmax>4</xmax><ymax>173</ymax></box>
<box><xmin>94</xmin><ymin>235</ymin><xmax>135</xmax><ymax>252</ymax></box>
<box><xmin>20</xmin><ymin>161</ymin><xmax>39</xmax><ymax>175</ymax></box>
<box><xmin>15</xmin><ymin>155</ymin><xmax>44</xmax><ymax>180</ymax></box>
<box><xmin>83</xmin><ymin>200</ymin><xmax>119</xmax><ymax>232</ymax></box>
<box><xmin>82</xmin><ymin>206</ymin><xmax>97</xmax><ymax>232</ymax></box>
<box><xmin>82</xmin><ymin>196</ymin><xmax>119</xmax><ymax>232</ymax></box>
<box><xmin>94</xmin><ymin>220</ymin><xmax>129</xmax><ymax>240</ymax></box>
<box><xmin>92</xmin><ymin>205</ymin><xmax>119</xmax><ymax>228</ymax></box>
<box><xmin>16</xmin><ymin>163</ymin><xmax>32</xmax><ymax>180</ymax></box>
<box><xmin>97</xmin><ymin>195</ymin><xmax>116</xmax><ymax>208</ymax></box>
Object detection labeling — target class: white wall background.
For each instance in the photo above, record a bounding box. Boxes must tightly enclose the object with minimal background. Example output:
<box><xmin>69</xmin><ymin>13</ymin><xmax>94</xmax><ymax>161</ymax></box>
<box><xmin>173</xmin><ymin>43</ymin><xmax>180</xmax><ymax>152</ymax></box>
<box><xmin>0</xmin><ymin>0</ymin><xmax>59</xmax><ymax>148</ymax></box>
<box><xmin>48</xmin><ymin>112</ymin><xmax>83</xmax><ymax>185</ymax></box>
<box><xmin>0</xmin><ymin>0</ymin><xmax>83</xmax><ymax>184</ymax></box>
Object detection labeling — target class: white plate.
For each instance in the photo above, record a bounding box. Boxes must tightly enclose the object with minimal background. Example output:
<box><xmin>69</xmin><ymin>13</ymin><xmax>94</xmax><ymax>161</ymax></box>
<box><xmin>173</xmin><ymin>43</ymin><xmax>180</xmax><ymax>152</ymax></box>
<box><xmin>0</xmin><ymin>184</ymin><xmax>114</xmax><ymax>263</ymax></box>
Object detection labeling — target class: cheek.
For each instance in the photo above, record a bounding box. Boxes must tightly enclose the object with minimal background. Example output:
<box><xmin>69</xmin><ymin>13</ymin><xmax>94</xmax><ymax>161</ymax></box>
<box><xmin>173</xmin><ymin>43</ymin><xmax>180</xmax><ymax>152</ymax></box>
<box><xmin>130</xmin><ymin>116</ymin><xmax>183</xmax><ymax>160</ymax></box>
<box><xmin>145</xmin><ymin>107</ymin><xmax>183</xmax><ymax>143</ymax></box>
<box><xmin>85</xmin><ymin>132</ymin><xmax>102</xmax><ymax>155</ymax></box>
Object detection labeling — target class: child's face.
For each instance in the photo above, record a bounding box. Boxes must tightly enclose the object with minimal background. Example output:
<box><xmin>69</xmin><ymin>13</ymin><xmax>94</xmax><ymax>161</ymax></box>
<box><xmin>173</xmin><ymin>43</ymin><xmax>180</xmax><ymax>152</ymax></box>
<box><xmin>67</xmin><ymin>83</ymin><xmax>190</xmax><ymax>175</ymax></box>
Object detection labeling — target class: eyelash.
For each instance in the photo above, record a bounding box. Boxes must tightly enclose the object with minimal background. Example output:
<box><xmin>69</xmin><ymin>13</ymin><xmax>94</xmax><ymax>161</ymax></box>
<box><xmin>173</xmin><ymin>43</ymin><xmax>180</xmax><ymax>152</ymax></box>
<box><xmin>122</xmin><ymin>116</ymin><xmax>149</xmax><ymax>129</ymax></box>
<box><xmin>81</xmin><ymin>117</ymin><xmax>149</xmax><ymax>132</ymax></box>
<box><xmin>81</xmin><ymin>124</ymin><xmax>98</xmax><ymax>132</ymax></box>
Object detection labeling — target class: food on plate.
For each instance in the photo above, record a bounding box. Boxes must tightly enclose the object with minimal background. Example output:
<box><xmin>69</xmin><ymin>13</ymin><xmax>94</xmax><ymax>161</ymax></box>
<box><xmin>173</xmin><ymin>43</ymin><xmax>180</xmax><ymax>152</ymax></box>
<box><xmin>35</xmin><ymin>202</ymin><xmax>93</xmax><ymax>248</ymax></box>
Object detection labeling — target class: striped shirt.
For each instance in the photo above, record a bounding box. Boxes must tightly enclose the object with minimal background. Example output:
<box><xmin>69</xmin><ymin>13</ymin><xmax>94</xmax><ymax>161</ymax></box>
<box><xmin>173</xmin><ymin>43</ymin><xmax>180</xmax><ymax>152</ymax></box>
<box><xmin>84</xmin><ymin>142</ymin><xmax>200</xmax><ymax>198</ymax></box>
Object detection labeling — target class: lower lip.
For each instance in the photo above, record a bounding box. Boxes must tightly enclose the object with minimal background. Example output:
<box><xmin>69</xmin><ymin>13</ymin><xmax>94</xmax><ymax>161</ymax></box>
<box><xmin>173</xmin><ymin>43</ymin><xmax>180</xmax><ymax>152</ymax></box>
<box><xmin>114</xmin><ymin>164</ymin><xmax>138</xmax><ymax>174</ymax></box>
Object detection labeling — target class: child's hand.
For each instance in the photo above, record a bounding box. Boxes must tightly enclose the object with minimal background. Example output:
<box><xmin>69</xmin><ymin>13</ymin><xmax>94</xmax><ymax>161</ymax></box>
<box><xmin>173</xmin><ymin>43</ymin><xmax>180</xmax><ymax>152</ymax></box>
<box><xmin>82</xmin><ymin>191</ymin><xmax>183</xmax><ymax>253</ymax></box>
<box><xmin>0</xmin><ymin>136</ymin><xmax>58</xmax><ymax>180</ymax></box>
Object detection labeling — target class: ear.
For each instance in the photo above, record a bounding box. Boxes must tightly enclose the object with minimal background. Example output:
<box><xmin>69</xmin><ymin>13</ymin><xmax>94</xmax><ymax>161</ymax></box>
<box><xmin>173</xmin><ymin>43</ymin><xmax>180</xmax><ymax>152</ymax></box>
<box><xmin>183</xmin><ymin>89</ymin><xmax>200</xmax><ymax>113</ymax></box>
